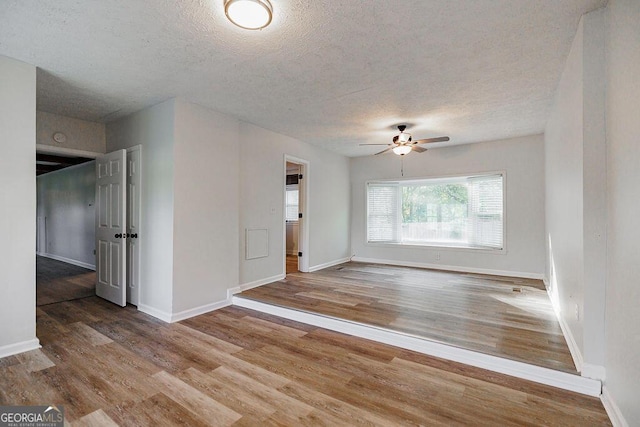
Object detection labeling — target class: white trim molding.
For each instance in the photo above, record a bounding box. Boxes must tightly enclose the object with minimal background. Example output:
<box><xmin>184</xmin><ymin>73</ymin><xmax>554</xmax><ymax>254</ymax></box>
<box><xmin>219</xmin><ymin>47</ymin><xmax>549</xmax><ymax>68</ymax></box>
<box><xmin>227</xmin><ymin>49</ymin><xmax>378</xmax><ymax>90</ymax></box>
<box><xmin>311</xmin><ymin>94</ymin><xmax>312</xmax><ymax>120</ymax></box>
<box><xmin>232</xmin><ymin>297</ymin><xmax>602</xmax><ymax>397</ymax></box>
<box><xmin>227</xmin><ymin>273</ymin><xmax>286</xmax><ymax>300</ymax></box>
<box><xmin>601</xmin><ymin>386</ymin><xmax>629</xmax><ymax>427</ymax></box>
<box><xmin>308</xmin><ymin>257</ymin><xmax>350</xmax><ymax>272</ymax></box>
<box><xmin>37</xmin><ymin>252</ymin><xmax>96</xmax><ymax>271</ymax></box>
<box><xmin>138</xmin><ymin>304</ymin><xmax>172</xmax><ymax>323</ymax></box>
<box><xmin>0</xmin><ymin>339</ymin><xmax>41</xmax><ymax>359</ymax></box>
<box><xmin>170</xmin><ymin>299</ymin><xmax>231</xmax><ymax>323</ymax></box>
<box><xmin>546</xmin><ymin>284</ymin><xmax>584</xmax><ymax>373</ymax></box>
<box><xmin>351</xmin><ymin>257</ymin><xmax>544</xmax><ymax>280</ymax></box>
<box><xmin>36</xmin><ymin>144</ymin><xmax>102</xmax><ymax>158</ymax></box>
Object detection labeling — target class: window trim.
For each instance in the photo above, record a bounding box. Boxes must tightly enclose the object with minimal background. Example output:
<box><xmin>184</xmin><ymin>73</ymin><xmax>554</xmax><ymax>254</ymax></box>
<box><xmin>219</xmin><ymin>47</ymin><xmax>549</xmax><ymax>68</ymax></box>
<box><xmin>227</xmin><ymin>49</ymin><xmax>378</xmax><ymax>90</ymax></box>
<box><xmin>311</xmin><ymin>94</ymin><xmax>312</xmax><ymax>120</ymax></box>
<box><xmin>365</xmin><ymin>170</ymin><xmax>507</xmax><ymax>253</ymax></box>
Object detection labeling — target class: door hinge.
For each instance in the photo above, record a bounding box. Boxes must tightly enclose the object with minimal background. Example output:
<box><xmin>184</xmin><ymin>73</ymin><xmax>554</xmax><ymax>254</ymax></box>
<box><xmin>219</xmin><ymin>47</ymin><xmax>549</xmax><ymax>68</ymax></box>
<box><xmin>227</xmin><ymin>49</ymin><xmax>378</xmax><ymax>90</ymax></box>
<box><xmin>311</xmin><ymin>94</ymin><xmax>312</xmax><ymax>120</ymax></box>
<box><xmin>298</xmin><ymin>252</ymin><xmax>302</xmax><ymax>257</ymax></box>
<box><xmin>298</xmin><ymin>174</ymin><xmax>303</xmax><ymax>179</ymax></box>
<box><xmin>298</xmin><ymin>213</ymin><xmax>303</xmax><ymax>219</ymax></box>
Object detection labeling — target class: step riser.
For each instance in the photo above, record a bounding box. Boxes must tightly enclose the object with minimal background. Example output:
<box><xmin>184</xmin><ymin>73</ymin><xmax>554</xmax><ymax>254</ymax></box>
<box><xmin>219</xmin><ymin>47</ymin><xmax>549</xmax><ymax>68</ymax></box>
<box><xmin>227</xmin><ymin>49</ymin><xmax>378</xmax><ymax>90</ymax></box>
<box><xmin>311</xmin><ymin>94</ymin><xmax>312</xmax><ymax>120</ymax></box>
<box><xmin>232</xmin><ymin>296</ymin><xmax>602</xmax><ymax>397</ymax></box>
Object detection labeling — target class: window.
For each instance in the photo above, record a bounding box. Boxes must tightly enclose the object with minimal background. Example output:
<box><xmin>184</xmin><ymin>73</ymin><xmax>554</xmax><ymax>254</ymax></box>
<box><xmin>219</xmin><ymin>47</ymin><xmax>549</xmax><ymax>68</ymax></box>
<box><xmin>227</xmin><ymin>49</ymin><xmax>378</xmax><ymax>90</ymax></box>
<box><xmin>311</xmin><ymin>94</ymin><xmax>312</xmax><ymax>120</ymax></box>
<box><xmin>285</xmin><ymin>187</ymin><xmax>299</xmax><ymax>221</ymax></box>
<box><xmin>366</xmin><ymin>173</ymin><xmax>504</xmax><ymax>249</ymax></box>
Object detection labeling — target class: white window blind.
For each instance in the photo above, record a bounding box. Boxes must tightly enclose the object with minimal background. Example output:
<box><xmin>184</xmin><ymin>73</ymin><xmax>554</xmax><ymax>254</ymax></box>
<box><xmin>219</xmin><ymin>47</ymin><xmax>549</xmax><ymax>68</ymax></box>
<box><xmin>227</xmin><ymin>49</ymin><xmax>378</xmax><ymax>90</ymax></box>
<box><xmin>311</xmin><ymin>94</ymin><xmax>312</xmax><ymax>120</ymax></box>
<box><xmin>367</xmin><ymin>183</ymin><xmax>400</xmax><ymax>242</ymax></box>
<box><xmin>285</xmin><ymin>188</ymin><xmax>299</xmax><ymax>221</ymax></box>
<box><xmin>366</xmin><ymin>174</ymin><xmax>504</xmax><ymax>249</ymax></box>
<box><xmin>468</xmin><ymin>174</ymin><xmax>503</xmax><ymax>249</ymax></box>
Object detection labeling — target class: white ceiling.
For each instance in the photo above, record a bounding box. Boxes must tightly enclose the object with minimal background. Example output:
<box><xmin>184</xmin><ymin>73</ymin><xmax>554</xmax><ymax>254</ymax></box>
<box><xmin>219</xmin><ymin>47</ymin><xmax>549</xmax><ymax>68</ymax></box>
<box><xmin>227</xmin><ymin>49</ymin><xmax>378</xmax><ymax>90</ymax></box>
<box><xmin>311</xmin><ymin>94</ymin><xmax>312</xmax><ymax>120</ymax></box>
<box><xmin>0</xmin><ymin>0</ymin><xmax>606</xmax><ymax>157</ymax></box>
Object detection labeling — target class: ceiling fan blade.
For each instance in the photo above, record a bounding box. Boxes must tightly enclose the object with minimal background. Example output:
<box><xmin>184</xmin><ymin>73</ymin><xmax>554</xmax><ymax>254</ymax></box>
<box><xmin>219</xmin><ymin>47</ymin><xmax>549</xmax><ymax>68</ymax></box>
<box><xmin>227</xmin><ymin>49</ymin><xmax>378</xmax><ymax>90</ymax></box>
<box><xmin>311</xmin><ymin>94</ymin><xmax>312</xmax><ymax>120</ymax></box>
<box><xmin>412</xmin><ymin>146</ymin><xmax>427</xmax><ymax>153</ymax></box>
<box><xmin>359</xmin><ymin>143</ymin><xmax>391</xmax><ymax>146</ymax></box>
<box><xmin>413</xmin><ymin>136</ymin><xmax>450</xmax><ymax>144</ymax></box>
<box><xmin>374</xmin><ymin>147</ymin><xmax>394</xmax><ymax>155</ymax></box>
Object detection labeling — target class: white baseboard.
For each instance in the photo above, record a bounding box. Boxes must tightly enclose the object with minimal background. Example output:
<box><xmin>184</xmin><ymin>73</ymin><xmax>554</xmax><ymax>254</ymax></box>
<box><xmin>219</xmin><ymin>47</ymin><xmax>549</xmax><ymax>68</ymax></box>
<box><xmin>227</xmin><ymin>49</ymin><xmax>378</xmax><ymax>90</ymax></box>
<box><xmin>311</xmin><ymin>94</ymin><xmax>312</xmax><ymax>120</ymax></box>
<box><xmin>582</xmin><ymin>363</ymin><xmax>606</xmax><ymax>381</ymax></box>
<box><xmin>138</xmin><ymin>304</ymin><xmax>172</xmax><ymax>323</ymax></box>
<box><xmin>546</xmin><ymin>287</ymin><xmax>584</xmax><ymax>373</ymax></box>
<box><xmin>0</xmin><ymin>338</ymin><xmax>41</xmax><ymax>358</ymax></box>
<box><xmin>351</xmin><ymin>257</ymin><xmax>544</xmax><ymax>280</ymax></box>
<box><xmin>37</xmin><ymin>252</ymin><xmax>96</xmax><ymax>271</ymax></box>
<box><xmin>601</xmin><ymin>386</ymin><xmax>629</xmax><ymax>427</ymax></box>
<box><xmin>232</xmin><ymin>297</ymin><xmax>602</xmax><ymax>397</ymax></box>
<box><xmin>227</xmin><ymin>273</ymin><xmax>286</xmax><ymax>299</ymax></box>
<box><xmin>308</xmin><ymin>257</ymin><xmax>351</xmax><ymax>272</ymax></box>
<box><xmin>170</xmin><ymin>299</ymin><xmax>232</xmax><ymax>323</ymax></box>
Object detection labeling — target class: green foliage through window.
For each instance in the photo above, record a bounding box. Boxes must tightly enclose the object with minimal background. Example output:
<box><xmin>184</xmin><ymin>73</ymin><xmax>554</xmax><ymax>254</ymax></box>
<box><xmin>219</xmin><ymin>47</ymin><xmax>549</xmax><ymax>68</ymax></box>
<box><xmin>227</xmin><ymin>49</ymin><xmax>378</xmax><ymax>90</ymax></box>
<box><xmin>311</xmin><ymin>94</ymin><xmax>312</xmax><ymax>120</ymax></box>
<box><xmin>367</xmin><ymin>174</ymin><xmax>504</xmax><ymax>249</ymax></box>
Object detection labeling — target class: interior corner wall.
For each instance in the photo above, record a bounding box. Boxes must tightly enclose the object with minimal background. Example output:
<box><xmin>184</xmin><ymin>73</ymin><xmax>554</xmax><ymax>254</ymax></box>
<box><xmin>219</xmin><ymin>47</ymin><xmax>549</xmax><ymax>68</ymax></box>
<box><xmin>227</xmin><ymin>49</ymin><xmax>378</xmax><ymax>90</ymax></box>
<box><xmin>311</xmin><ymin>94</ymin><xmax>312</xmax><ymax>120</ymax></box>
<box><xmin>37</xmin><ymin>111</ymin><xmax>106</xmax><ymax>154</ymax></box>
<box><xmin>350</xmin><ymin>134</ymin><xmax>545</xmax><ymax>277</ymax></box>
<box><xmin>604</xmin><ymin>0</ymin><xmax>640</xmax><ymax>423</ymax></box>
<box><xmin>0</xmin><ymin>56</ymin><xmax>38</xmax><ymax>352</ymax></box>
<box><xmin>106</xmin><ymin>99</ymin><xmax>176</xmax><ymax>317</ymax></box>
<box><xmin>171</xmin><ymin>100</ymin><xmax>240</xmax><ymax>313</ymax></box>
<box><xmin>239</xmin><ymin>122</ymin><xmax>351</xmax><ymax>285</ymax></box>
<box><xmin>36</xmin><ymin>162</ymin><xmax>96</xmax><ymax>268</ymax></box>
<box><xmin>545</xmin><ymin>16</ymin><xmax>585</xmax><ymax>362</ymax></box>
<box><xmin>544</xmin><ymin>9</ymin><xmax>606</xmax><ymax>372</ymax></box>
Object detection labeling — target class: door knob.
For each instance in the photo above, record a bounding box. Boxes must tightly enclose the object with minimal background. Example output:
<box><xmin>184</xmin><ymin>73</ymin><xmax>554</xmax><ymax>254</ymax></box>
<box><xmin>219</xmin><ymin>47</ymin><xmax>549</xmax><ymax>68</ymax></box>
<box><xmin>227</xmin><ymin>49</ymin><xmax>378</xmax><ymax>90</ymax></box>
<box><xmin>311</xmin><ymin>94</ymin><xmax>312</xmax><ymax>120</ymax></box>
<box><xmin>115</xmin><ymin>233</ymin><xmax>122</xmax><ymax>238</ymax></box>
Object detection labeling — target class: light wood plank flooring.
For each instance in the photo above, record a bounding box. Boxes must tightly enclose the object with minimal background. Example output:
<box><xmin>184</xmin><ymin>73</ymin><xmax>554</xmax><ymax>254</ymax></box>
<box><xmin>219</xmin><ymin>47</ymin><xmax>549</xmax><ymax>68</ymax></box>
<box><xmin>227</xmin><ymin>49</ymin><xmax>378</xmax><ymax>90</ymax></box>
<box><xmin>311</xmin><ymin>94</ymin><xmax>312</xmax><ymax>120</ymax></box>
<box><xmin>36</xmin><ymin>256</ymin><xmax>95</xmax><ymax>306</ymax></box>
<box><xmin>241</xmin><ymin>262</ymin><xmax>576</xmax><ymax>373</ymax></box>
<box><xmin>286</xmin><ymin>254</ymin><xmax>298</xmax><ymax>274</ymax></box>
<box><xmin>0</xmin><ymin>297</ymin><xmax>609</xmax><ymax>425</ymax></box>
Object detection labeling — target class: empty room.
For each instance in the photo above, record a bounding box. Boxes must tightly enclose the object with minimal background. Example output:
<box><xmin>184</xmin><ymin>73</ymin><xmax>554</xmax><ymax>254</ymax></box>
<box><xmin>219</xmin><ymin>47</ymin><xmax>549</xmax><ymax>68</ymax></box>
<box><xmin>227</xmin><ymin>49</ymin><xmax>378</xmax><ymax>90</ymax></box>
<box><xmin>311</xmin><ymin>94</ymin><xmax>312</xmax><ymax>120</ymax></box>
<box><xmin>0</xmin><ymin>1</ymin><xmax>638</xmax><ymax>426</ymax></box>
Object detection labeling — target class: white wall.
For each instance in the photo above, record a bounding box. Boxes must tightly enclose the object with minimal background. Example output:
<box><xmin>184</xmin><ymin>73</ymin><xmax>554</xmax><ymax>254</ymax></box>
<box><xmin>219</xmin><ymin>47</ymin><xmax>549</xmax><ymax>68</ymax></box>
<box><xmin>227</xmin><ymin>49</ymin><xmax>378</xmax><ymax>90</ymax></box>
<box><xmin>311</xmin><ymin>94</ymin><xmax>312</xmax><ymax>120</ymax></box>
<box><xmin>544</xmin><ymin>9</ymin><xmax>607</xmax><ymax>374</ymax></box>
<box><xmin>545</xmin><ymin>18</ymin><xmax>586</xmax><ymax>360</ymax></box>
<box><xmin>106</xmin><ymin>99</ymin><xmax>176</xmax><ymax>317</ymax></box>
<box><xmin>37</xmin><ymin>111</ymin><xmax>105</xmax><ymax>154</ymax></box>
<box><xmin>239</xmin><ymin>122</ymin><xmax>351</xmax><ymax>285</ymax></box>
<box><xmin>604</xmin><ymin>0</ymin><xmax>640</xmax><ymax>423</ymax></box>
<box><xmin>172</xmin><ymin>100</ymin><xmax>240</xmax><ymax>313</ymax></box>
<box><xmin>350</xmin><ymin>134</ymin><xmax>545</xmax><ymax>277</ymax></box>
<box><xmin>36</xmin><ymin>162</ymin><xmax>96</xmax><ymax>268</ymax></box>
<box><xmin>0</xmin><ymin>56</ymin><xmax>38</xmax><ymax>355</ymax></box>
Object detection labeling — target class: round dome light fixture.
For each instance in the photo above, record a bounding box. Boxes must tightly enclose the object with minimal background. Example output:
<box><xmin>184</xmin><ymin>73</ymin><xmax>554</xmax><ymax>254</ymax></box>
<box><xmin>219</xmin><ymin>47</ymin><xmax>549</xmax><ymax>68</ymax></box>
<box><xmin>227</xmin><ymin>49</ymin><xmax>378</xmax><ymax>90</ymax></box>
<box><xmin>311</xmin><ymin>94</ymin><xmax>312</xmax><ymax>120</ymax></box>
<box><xmin>392</xmin><ymin>145</ymin><xmax>412</xmax><ymax>156</ymax></box>
<box><xmin>225</xmin><ymin>0</ymin><xmax>273</xmax><ymax>30</ymax></box>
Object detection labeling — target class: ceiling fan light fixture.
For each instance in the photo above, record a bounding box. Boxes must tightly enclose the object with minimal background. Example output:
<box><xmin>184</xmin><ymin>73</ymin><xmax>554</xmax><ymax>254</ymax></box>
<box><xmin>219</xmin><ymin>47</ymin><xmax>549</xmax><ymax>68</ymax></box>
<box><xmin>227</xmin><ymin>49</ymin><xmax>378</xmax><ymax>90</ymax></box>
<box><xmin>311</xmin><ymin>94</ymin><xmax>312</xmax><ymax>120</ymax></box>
<box><xmin>225</xmin><ymin>0</ymin><xmax>273</xmax><ymax>30</ymax></box>
<box><xmin>392</xmin><ymin>145</ymin><xmax>412</xmax><ymax>156</ymax></box>
<box><xmin>398</xmin><ymin>132</ymin><xmax>411</xmax><ymax>143</ymax></box>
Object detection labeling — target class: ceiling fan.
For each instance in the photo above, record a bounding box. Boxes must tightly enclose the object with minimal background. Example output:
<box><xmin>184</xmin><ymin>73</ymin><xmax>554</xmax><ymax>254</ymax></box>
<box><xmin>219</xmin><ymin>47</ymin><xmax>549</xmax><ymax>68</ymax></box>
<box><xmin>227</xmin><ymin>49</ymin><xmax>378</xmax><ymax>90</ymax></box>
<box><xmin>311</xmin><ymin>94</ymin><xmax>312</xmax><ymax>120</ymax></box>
<box><xmin>360</xmin><ymin>125</ymin><xmax>450</xmax><ymax>156</ymax></box>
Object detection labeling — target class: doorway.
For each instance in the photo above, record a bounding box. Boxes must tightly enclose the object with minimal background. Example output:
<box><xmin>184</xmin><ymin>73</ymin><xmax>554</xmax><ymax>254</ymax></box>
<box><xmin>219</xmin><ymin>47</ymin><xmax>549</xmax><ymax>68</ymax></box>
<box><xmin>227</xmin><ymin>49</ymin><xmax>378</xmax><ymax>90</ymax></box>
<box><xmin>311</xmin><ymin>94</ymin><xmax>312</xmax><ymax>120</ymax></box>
<box><xmin>34</xmin><ymin>146</ymin><xmax>142</xmax><ymax>308</ymax></box>
<box><xmin>284</xmin><ymin>156</ymin><xmax>309</xmax><ymax>275</ymax></box>
<box><xmin>36</xmin><ymin>149</ymin><xmax>98</xmax><ymax>306</ymax></box>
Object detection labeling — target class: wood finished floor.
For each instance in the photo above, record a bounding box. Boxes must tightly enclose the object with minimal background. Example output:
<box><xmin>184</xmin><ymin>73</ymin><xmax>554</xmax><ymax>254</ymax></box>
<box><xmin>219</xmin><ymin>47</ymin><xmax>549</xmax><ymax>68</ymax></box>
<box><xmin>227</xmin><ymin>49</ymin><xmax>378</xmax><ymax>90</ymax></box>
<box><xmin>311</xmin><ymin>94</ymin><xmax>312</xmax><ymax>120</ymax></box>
<box><xmin>286</xmin><ymin>254</ymin><xmax>298</xmax><ymax>274</ymax></box>
<box><xmin>242</xmin><ymin>262</ymin><xmax>576</xmax><ymax>373</ymax></box>
<box><xmin>36</xmin><ymin>256</ymin><xmax>95</xmax><ymax>306</ymax></box>
<box><xmin>0</xmin><ymin>297</ymin><xmax>609</xmax><ymax>426</ymax></box>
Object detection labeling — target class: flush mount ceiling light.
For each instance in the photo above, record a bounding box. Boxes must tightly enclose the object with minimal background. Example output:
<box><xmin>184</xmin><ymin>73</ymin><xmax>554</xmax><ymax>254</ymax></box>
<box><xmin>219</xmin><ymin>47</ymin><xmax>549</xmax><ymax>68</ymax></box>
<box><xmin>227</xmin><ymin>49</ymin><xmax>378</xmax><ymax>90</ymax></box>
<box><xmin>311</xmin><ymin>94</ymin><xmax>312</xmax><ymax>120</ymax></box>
<box><xmin>225</xmin><ymin>0</ymin><xmax>273</xmax><ymax>30</ymax></box>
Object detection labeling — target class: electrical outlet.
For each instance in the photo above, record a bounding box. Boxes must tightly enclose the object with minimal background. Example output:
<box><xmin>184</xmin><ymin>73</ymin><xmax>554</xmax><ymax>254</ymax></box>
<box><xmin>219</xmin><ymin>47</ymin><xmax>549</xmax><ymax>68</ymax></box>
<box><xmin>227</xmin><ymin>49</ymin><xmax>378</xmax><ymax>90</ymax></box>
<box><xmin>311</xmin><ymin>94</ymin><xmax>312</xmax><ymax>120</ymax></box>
<box><xmin>575</xmin><ymin>303</ymin><xmax>580</xmax><ymax>321</ymax></box>
<box><xmin>435</xmin><ymin>252</ymin><xmax>441</xmax><ymax>261</ymax></box>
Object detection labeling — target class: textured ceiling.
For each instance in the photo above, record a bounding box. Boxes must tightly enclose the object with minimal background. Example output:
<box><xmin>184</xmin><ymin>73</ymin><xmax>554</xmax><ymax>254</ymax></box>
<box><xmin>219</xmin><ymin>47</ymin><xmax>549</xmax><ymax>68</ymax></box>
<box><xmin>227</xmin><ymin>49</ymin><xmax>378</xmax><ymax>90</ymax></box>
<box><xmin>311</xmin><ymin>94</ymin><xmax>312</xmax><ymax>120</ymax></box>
<box><xmin>0</xmin><ymin>0</ymin><xmax>606</xmax><ymax>156</ymax></box>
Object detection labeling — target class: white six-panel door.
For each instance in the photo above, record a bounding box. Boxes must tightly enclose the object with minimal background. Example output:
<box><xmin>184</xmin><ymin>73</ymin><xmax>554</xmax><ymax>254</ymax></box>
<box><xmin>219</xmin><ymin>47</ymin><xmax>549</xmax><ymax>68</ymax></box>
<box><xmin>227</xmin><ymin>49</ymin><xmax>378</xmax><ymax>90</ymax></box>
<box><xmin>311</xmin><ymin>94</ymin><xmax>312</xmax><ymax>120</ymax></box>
<box><xmin>95</xmin><ymin>149</ymin><xmax>127</xmax><ymax>307</ymax></box>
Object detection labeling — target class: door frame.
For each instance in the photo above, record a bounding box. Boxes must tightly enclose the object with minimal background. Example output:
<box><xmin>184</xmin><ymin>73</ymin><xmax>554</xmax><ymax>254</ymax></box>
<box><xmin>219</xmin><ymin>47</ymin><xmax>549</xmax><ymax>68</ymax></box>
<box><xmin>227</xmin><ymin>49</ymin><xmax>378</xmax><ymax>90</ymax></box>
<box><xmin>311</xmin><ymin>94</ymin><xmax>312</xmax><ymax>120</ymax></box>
<box><xmin>283</xmin><ymin>155</ymin><xmax>309</xmax><ymax>273</ymax></box>
<box><xmin>126</xmin><ymin>145</ymin><xmax>142</xmax><ymax>305</ymax></box>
